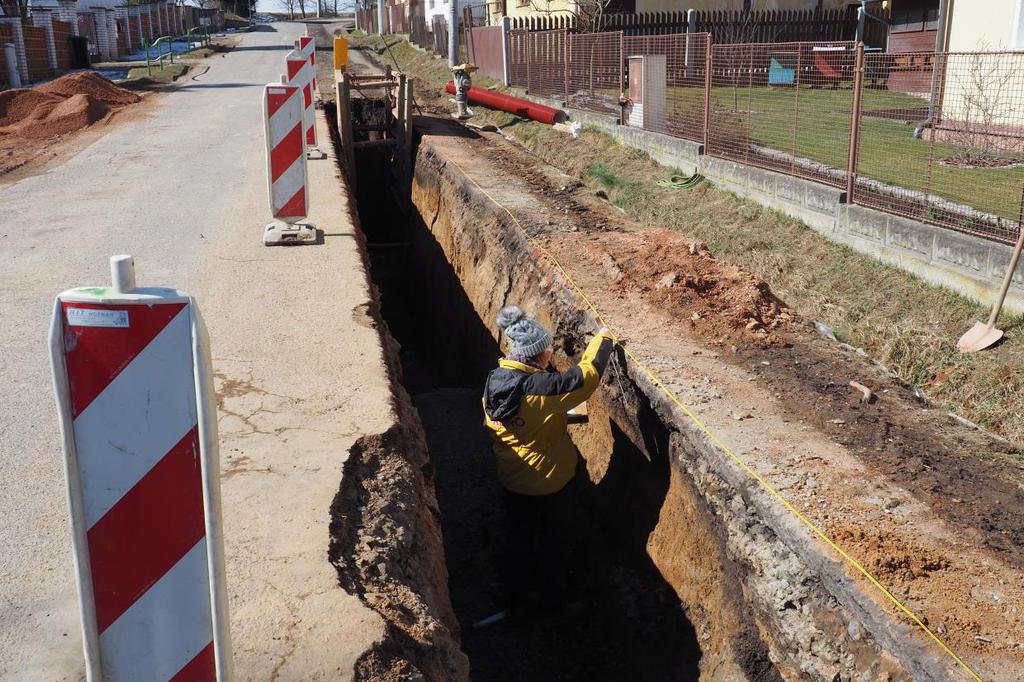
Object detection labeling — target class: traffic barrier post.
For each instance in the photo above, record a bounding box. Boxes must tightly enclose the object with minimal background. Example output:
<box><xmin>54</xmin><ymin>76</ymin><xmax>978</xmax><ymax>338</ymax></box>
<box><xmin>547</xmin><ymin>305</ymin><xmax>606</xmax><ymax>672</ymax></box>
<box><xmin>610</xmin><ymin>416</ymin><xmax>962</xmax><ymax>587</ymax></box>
<box><xmin>262</xmin><ymin>82</ymin><xmax>315</xmax><ymax>245</ymax></box>
<box><xmin>286</xmin><ymin>42</ymin><xmax>323</xmax><ymax>159</ymax></box>
<box><xmin>298</xmin><ymin>34</ymin><xmax>318</xmax><ymax>100</ymax></box>
<box><xmin>48</xmin><ymin>255</ymin><xmax>232</xmax><ymax>681</ymax></box>
<box><xmin>333</xmin><ymin>35</ymin><xmax>348</xmax><ymax>72</ymax></box>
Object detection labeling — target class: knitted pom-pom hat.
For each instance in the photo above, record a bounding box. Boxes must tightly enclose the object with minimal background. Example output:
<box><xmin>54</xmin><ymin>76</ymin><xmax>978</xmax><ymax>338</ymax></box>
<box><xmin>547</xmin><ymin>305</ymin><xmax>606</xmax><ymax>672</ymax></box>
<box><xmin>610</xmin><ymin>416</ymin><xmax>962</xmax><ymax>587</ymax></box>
<box><xmin>497</xmin><ymin>305</ymin><xmax>552</xmax><ymax>358</ymax></box>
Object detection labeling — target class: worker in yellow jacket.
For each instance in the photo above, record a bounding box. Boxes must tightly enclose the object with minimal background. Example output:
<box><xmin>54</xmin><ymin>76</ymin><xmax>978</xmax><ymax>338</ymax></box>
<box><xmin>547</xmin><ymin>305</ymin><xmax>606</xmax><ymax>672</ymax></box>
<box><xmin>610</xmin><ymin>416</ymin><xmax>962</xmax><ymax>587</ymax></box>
<box><xmin>483</xmin><ymin>304</ymin><xmax>615</xmax><ymax>613</ymax></box>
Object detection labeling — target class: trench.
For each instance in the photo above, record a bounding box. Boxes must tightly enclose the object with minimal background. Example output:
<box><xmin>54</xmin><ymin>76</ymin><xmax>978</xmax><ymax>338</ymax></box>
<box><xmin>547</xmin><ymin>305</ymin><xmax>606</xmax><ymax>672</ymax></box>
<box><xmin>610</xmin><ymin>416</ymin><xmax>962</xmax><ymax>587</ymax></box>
<box><xmin>340</xmin><ymin>106</ymin><xmax>715</xmax><ymax>680</ymax></box>
<box><xmin>321</xmin><ymin>57</ymin><xmax>995</xmax><ymax>677</ymax></box>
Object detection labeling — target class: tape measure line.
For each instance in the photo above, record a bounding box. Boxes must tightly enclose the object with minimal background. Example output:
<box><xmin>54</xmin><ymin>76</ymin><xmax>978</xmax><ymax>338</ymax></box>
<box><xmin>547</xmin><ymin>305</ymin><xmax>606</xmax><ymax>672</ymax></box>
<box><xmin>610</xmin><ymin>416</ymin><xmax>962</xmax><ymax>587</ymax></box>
<box><xmin>444</xmin><ymin>155</ymin><xmax>984</xmax><ymax>682</ymax></box>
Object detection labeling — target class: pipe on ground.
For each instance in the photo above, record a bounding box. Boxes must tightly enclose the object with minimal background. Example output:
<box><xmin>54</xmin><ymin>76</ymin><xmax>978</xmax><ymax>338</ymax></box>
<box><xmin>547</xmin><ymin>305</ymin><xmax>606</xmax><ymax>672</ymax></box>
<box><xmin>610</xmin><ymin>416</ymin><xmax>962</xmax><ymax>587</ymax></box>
<box><xmin>445</xmin><ymin>82</ymin><xmax>567</xmax><ymax>125</ymax></box>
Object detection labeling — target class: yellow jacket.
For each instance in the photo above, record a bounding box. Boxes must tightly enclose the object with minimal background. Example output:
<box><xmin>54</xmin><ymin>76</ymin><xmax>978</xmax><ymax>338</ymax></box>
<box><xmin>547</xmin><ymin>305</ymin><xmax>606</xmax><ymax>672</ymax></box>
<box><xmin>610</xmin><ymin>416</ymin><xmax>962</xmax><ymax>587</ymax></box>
<box><xmin>483</xmin><ymin>332</ymin><xmax>614</xmax><ymax>495</ymax></box>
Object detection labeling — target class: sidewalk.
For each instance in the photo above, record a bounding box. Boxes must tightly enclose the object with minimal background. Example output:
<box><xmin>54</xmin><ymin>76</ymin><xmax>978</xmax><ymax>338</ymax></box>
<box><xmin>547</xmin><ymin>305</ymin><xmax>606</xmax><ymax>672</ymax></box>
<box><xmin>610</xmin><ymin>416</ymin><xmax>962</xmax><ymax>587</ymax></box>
<box><xmin>192</xmin><ymin>110</ymin><xmax>393</xmax><ymax>678</ymax></box>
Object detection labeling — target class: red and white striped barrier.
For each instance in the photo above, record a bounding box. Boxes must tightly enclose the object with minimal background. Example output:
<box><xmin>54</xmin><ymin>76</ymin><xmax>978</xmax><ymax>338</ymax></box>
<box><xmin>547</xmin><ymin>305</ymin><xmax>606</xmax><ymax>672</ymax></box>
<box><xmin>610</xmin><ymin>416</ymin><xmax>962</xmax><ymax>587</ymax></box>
<box><xmin>262</xmin><ymin>82</ymin><xmax>314</xmax><ymax>245</ymax></box>
<box><xmin>298</xmin><ymin>35</ymin><xmax>318</xmax><ymax>101</ymax></box>
<box><xmin>285</xmin><ymin>44</ymin><xmax>321</xmax><ymax>158</ymax></box>
<box><xmin>49</xmin><ymin>255</ymin><xmax>231</xmax><ymax>681</ymax></box>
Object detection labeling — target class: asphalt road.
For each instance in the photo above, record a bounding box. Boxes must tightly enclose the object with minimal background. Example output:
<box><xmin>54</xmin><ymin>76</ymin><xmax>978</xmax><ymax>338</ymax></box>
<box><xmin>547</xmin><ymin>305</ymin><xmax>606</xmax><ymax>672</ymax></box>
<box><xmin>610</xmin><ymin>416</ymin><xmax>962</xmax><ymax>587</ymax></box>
<box><xmin>0</xmin><ymin>21</ymin><xmax>389</xmax><ymax>679</ymax></box>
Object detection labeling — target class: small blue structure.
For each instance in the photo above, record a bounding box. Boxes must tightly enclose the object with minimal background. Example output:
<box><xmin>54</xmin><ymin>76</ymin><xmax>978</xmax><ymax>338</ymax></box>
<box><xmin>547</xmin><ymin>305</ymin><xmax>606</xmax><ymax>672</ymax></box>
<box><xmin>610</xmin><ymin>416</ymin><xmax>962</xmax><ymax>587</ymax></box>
<box><xmin>769</xmin><ymin>55</ymin><xmax>795</xmax><ymax>86</ymax></box>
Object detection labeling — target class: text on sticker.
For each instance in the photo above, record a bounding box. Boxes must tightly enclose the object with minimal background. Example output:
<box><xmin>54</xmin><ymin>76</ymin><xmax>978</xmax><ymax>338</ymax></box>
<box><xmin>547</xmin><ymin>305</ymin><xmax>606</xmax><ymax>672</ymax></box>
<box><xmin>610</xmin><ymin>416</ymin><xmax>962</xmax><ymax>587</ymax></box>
<box><xmin>66</xmin><ymin>308</ymin><xmax>130</xmax><ymax>328</ymax></box>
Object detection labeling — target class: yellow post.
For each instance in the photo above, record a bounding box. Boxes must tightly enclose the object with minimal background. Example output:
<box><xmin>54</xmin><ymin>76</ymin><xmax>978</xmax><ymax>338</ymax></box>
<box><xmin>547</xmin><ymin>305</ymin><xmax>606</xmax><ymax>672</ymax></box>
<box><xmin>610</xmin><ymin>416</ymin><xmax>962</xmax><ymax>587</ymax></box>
<box><xmin>333</xmin><ymin>36</ymin><xmax>349</xmax><ymax>72</ymax></box>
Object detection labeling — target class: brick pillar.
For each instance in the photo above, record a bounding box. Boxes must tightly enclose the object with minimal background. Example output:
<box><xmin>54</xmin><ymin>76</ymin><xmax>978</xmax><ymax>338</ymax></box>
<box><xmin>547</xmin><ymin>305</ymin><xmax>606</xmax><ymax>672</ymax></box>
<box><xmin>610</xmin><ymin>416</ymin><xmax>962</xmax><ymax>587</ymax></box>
<box><xmin>115</xmin><ymin>7</ymin><xmax>131</xmax><ymax>51</ymax></box>
<box><xmin>57</xmin><ymin>0</ymin><xmax>79</xmax><ymax>36</ymax></box>
<box><xmin>92</xmin><ymin>8</ymin><xmax>111</xmax><ymax>61</ymax></box>
<box><xmin>32</xmin><ymin>11</ymin><xmax>60</xmax><ymax>71</ymax></box>
<box><xmin>0</xmin><ymin>17</ymin><xmax>29</xmax><ymax>83</ymax></box>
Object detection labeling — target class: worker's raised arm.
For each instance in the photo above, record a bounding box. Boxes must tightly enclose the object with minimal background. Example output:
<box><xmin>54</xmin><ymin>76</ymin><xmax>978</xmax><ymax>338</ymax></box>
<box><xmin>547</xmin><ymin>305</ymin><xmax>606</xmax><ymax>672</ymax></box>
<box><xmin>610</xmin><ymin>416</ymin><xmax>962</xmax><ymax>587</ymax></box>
<box><xmin>521</xmin><ymin>331</ymin><xmax>615</xmax><ymax>411</ymax></box>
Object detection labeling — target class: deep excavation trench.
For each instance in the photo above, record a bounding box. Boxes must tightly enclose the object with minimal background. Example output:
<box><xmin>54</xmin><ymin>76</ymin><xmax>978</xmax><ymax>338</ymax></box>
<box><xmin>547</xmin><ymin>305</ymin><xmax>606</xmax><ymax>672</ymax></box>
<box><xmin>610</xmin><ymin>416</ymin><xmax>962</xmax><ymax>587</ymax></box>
<box><xmin>340</xmin><ymin>105</ymin><xmax>723</xmax><ymax>680</ymax></box>
<box><xmin>324</xmin><ymin>90</ymin><xmax>1004</xmax><ymax>678</ymax></box>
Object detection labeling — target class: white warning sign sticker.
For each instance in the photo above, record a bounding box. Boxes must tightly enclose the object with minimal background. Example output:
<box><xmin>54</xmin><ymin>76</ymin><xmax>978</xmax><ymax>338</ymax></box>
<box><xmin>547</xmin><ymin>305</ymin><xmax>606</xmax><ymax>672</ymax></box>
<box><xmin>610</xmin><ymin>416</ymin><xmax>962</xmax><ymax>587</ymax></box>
<box><xmin>66</xmin><ymin>308</ymin><xmax>130</xmax><ymax>328</ymax></box>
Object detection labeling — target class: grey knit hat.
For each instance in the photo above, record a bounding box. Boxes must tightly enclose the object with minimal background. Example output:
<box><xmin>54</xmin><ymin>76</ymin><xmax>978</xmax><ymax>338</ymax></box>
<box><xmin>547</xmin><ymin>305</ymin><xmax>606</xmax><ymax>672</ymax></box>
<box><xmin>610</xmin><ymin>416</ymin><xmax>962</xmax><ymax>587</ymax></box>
<box><xmin>497</xmin><ymin>305</ymin><xmax>552</xmax><ymax>358</ymax></box>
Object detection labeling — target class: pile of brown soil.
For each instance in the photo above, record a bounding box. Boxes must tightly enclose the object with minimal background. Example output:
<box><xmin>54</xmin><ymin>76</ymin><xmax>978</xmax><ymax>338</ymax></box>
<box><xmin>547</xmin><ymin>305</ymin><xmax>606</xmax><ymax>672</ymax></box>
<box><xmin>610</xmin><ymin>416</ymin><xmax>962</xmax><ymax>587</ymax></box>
<box><xmin>15</xmin><ymin>94</ymin><xmax>111</xmax><ymax>140</ymax></box>
<box><xmin>0</xmin><ymin>72</ymin><xmax>138</xmax><ymax>141</ymax></box>
<box><xmin>0</xmin><ymin>90</ymin><xmax>63</xmax><ymax>127</ymax></box>
<box><xmin>35</xmin><ymin>71</ymin><xmax>140</xmax><ymax>107</ymax></box>
<box><xmin>588</xmin><ymin>229</ymin><xmax>792</xmax><ymax>337</ymax></box>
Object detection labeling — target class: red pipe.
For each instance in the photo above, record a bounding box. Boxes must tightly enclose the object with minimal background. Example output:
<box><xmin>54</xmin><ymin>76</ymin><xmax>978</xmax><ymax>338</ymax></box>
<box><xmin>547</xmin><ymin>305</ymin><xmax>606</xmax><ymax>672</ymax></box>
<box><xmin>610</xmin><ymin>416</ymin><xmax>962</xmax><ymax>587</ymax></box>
<box><xmin>445</xmin><ymin>82</ymin><xmax>566</xmax><ymax>125</ymax></box>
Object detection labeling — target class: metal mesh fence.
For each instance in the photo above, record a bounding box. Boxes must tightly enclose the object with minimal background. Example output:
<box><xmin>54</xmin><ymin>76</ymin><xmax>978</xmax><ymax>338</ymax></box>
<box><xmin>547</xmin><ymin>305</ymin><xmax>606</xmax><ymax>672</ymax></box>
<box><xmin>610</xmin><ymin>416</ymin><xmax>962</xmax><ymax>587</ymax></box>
<box><xmin>623</xmin><ymin>32</ymin><xmax>710</xmax><ymax>142</ymax></box>
<box><xmin>508</xmin><ymin>29</ymin><xmax>527</xmax><ymax>91</ymax></box>
<box><xmin>117</xmin><ymin>18</ymin><xmax>128</xmax><ymax>53</ymax></box>
<box><xmin>707</xmin><ymin>41</ymin><xmax>856</xmax><ymax>188</ymax></box>
<box><xmin>567</xmin><ymin>31</ymin><xmax>623</xmax><ymax>115</ymax></box>
<box><xmin>78</xmin><ymin>12</ymin><xmax>98</xmax><ymax>57</ymax></box>
<box><xmin>500</xmin><ymin>27</ymin><xmax>1024</xmax><ymax>246</ymax></box>
<box><xmin>525</xmin><ymin>29</ymin><xmax>567</xmax><ymax>101</ymax></box>
<box><xmin>853</xmin><ymin>50</ymin><xmax>1024</xmax><ymax>244</ymax></box>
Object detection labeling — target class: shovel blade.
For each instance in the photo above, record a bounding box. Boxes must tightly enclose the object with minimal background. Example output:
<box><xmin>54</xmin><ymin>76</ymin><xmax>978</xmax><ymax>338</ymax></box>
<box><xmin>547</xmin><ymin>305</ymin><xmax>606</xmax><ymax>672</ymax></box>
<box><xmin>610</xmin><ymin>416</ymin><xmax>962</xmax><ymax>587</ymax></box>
<box><xmin>957</xmin><ymin>321</ymin><xmax>1004</xmax><ymax>353</ymax></box>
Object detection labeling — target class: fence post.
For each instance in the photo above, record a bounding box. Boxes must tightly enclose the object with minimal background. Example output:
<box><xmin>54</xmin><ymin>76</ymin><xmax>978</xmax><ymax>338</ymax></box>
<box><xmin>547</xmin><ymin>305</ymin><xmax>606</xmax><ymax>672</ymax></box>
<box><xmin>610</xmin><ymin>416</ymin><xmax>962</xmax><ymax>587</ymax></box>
<box><xmin>703</xmin><ymin>38</ymin><xmax>712</xmax><ymax>152</ymax></box>
<box><xmin>563</xmin><ymin>29</ymin><xmax>569</xmax><ymax>105</ymax></box>
<box><xmin>846</xmin><ymin>41</ymin><xmax>865</xmax><ymax>202</ymax></box>
<box><xmin>685</xmin><ymin>8</ymin><xmax>696</xmax><ymax>79</ymax></box>
<box><xmin>501</xmin><ymin>16</ymin><xmax>511</xmax><ymax>86</ymax></box>
<box><xmin>618</xmin><ymin>30</ymin><xmax>624</xmax><ymax>122</ymax></box>
<box><xmin>526</xmin><ymin>32</ymin><xmax>531</xmax><ymax>92</ymax></box>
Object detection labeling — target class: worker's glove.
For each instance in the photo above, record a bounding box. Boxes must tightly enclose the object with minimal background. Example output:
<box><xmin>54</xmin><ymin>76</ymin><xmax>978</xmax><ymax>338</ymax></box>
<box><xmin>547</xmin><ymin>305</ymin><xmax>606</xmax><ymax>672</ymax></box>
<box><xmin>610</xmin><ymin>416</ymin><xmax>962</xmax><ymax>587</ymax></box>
<box><xmin>597</xmin><ymin>327</ymin><xmax>624</xmax><ymax>346</ymax></box>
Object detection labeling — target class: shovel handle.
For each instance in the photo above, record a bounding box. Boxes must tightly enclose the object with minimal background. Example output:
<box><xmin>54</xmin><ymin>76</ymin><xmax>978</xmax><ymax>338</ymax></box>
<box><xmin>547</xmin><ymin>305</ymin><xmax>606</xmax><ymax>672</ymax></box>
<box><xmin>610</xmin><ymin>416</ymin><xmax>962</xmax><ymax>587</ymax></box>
<box><xmin>988</xmin><ymin>225</ymin><xmax>1024</xmax><ymax>327</ymax></box>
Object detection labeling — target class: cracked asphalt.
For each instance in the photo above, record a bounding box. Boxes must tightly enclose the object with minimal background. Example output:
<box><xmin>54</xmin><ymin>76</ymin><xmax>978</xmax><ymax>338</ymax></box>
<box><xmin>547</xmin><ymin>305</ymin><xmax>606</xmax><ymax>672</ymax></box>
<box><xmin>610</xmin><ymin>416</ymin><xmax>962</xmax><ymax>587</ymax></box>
<box><xmin>0</xmin><ymin>21</ymin><xmax>392</xmax><ymax>679</ymax></box>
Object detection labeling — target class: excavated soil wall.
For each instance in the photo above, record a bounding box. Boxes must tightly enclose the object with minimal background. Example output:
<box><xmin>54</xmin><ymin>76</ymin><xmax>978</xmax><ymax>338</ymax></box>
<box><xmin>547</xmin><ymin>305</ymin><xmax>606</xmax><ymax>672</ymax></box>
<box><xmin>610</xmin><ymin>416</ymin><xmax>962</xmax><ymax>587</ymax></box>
<box><xmin>404</xmin><ymin>129</ymin><xmax>965</xmax><ymax>681</ymax></box>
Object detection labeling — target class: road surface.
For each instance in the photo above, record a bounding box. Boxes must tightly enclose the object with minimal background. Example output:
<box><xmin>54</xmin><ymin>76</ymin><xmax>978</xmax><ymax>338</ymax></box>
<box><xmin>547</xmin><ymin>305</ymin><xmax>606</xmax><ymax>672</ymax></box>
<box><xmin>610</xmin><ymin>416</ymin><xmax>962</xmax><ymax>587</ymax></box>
<box><xmin>0</xmin><ymin>22</ymin><xmax>391</xmax><ymax>679</ymax></box>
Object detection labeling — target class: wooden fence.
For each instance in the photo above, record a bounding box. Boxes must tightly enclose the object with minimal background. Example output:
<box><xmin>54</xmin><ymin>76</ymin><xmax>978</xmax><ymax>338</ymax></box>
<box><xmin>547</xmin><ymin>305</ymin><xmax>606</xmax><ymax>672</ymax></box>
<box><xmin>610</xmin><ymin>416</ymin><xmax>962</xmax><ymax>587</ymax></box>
<box><xmin>509</xmin><ymin>7</ymin><xmax>890</xmax><ymax>48</ymax></box>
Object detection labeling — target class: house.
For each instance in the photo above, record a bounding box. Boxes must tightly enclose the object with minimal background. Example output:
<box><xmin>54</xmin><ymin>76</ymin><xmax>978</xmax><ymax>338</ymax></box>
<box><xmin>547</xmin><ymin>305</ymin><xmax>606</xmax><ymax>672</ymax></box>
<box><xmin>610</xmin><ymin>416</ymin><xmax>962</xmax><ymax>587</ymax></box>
<box><xmin>882</xmin><ymin>0</ymin><xmax>1024</xmax><ymax>147</ymax></box>
<box><xmin>504</xmin><ymin>0</ymin><xmax>633</xmax><ymax>20</ymax></box>
<box><xmin>887</xmin><ymin>0</ymin><xmax>1024</xmax><ymax>53</ymax></box>
<box><xmin>944</xmin><ymin>0</ymin><xmax>1024</xmax><ymax>51</ymax></box>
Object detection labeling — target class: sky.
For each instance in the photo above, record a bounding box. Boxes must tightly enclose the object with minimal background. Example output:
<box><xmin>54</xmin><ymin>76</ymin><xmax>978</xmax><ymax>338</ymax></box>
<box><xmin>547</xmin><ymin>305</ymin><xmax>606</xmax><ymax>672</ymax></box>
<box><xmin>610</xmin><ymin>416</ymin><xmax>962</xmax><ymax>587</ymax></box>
<box><xmin>256</xmin><ymin>0</ymin><xmax>360</xmax><ymax>13</ymax></box>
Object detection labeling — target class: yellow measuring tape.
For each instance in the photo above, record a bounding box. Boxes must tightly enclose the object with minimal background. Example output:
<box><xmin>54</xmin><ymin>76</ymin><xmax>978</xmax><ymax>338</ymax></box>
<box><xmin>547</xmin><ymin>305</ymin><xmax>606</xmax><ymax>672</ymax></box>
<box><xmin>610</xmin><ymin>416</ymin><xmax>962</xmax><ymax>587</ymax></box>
<box><xmin>444</xmin><ymin>155</ymin><xmax>984</xmax><ymax>681</ymax></box>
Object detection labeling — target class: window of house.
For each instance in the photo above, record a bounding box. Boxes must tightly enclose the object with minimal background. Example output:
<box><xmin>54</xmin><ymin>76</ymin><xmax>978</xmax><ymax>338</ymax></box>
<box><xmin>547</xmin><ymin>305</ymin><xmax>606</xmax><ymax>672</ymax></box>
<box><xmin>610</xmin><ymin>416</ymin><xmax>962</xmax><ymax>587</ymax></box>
<box><xmin>890</xmin><ymin>0</ymin><xmax>939</xmax><ymax>33</ymax></box>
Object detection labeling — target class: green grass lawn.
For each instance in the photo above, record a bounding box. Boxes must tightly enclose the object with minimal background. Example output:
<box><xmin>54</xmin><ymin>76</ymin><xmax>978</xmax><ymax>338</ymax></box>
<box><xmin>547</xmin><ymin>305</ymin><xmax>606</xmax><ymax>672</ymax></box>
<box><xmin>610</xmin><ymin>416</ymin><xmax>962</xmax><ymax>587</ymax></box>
<box><xmin>700</xmin><ymin>84</ymin><xmax>1024</xmax><ymax>228</ymax></box>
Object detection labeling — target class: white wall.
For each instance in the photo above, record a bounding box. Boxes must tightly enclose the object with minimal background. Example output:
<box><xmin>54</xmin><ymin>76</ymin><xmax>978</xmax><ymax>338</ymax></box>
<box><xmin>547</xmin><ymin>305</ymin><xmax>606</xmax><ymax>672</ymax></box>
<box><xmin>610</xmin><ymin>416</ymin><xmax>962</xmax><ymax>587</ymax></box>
<box><xmin>426</xmin><ymin>0</ymin><xmax>457</xmax><ymax>25</ymax></box>
<box><xmin>946</xmin><ymin>0</ymin><xmax>1017</xmax><ymax>51</ymax></box>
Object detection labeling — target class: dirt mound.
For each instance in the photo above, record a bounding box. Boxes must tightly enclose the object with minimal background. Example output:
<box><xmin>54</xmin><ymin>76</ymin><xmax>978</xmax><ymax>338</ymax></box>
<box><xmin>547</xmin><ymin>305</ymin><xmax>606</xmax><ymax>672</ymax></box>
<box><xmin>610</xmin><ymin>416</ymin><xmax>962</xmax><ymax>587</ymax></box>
<box><xmin>0</xmin><ymin>72</ymin><xmax>137</xmax><ymax>143</ymax></box>
<box><xmin>0</xmin><ymin>90</ymin><xmax>64</xmax><ymax>128</ymax></box>
<box><xmin>585</xmin><ymin>229</ymin><xmax>791</xmax><ymax>336</ymax></box>
<box><xmin>35</xmin><ymin>71</ymin><xmax>140</xmax><ymax>107</ymax></box>
<box><xmin>14</xmin><ymin>94</ymin><xmax>111</xmax><ymax>140</ymax></box>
